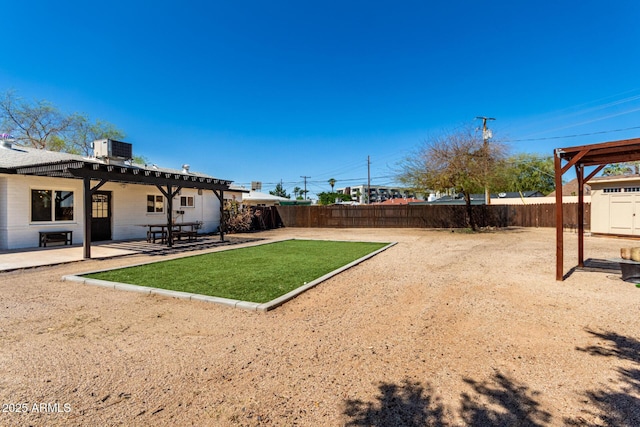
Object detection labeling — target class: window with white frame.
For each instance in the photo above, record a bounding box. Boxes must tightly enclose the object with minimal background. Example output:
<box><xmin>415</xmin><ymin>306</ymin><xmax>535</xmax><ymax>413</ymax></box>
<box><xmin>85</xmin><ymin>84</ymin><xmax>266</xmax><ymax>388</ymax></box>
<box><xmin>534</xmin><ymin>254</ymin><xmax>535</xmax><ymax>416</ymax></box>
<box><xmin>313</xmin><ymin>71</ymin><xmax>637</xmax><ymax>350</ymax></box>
<box><xmin>180</xmin><ymin>195</ymin><xmax>195</xmax><ymax>208</ymax></box>
<box><xmin>147</xmin><ymin>195</ymin><xmax>164</xmax><ymax>213</ymax></box>
<box><xmin>31</xmin><ymin>189</ymin><xmax>74</xmax><ymax>222</ymax></box>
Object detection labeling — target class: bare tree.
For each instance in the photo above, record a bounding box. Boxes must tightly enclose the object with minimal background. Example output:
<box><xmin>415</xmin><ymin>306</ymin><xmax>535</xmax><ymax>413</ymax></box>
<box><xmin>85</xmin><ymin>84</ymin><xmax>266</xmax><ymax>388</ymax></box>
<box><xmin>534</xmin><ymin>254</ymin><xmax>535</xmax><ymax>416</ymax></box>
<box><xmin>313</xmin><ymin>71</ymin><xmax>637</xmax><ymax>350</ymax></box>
<box><xmin>398</xmin><ymin>125</ymin><xmax>506</xmax><ymax>230</ymax></box>
<box><xmin>0</xmin><ymin>90</ymin><xmax>124</xmax><ymax>155</ymax></box>
<box><xmin>0</xmin><ymin>90</ymin><xmax>74</xmax><ymax>149</ymax></box>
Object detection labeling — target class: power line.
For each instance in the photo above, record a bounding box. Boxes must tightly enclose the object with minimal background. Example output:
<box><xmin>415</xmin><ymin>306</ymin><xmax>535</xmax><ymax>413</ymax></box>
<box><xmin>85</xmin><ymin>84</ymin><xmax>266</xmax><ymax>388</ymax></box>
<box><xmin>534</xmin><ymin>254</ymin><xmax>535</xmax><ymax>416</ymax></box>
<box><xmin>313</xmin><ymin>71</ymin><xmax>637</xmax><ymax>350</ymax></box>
<box><xmin>511</xmin><ymin>89</ymin><xmax>640</xmax><ymax>138</ymax></box>
<box><xmin>506</xmin><ymin>125</ymin><xmax>640</xmax><ymax>142</ymax></box>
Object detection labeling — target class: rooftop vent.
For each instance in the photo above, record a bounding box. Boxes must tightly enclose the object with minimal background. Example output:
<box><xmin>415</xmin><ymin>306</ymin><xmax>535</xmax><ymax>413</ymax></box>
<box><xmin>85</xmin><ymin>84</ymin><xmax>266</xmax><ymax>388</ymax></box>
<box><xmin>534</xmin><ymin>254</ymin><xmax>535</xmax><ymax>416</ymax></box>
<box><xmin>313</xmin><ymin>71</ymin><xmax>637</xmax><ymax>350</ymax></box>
<box><xmin>93</xmin><ymin>139</ymin><xmax>133</xmax><ymax>161</ymax></box>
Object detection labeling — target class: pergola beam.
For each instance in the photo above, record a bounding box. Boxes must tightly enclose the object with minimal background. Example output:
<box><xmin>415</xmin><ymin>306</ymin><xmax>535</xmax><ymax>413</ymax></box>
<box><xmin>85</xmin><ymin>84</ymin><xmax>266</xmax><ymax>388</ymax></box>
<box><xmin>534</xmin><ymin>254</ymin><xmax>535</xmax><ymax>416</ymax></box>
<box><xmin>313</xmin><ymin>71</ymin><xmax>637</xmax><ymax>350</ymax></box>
<box><xmin>561</xmin><ymin>150</ymin><xmax>588</xmax><ymax>175</ymax></box>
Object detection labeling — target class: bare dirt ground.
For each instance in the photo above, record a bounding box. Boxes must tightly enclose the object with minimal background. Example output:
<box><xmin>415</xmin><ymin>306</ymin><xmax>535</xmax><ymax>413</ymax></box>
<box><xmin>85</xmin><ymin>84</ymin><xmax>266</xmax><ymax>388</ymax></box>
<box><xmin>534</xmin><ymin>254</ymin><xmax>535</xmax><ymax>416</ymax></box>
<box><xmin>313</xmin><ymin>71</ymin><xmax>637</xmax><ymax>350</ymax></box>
<box><xmin>0</xmin><ymin>227</ymin><xmax>639</xmax><ymax>426</ymax></box>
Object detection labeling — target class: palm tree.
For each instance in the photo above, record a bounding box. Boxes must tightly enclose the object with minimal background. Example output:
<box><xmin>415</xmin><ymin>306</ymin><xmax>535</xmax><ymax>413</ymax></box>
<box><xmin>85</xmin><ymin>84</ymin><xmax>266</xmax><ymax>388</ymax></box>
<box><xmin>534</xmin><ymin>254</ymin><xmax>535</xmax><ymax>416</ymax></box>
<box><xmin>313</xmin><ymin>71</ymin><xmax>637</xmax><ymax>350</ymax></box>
<box><xmin>293</xmin><ymin>186</ymin><xmax>302</xmax><ymax>200</ymax></box>
<box><xmin>328</xmin><ymin>178</ymin><xmax>336</xmax><ymax>192</ymax></box>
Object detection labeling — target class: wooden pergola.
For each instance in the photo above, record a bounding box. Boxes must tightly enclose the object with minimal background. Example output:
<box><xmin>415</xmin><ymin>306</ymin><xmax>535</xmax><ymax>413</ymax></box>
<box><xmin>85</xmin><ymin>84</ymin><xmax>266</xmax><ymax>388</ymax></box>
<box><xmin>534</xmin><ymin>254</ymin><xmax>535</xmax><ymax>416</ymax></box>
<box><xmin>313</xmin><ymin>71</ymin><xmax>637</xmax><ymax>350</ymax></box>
<box><xmin>10</xmin><ymin>159</ymin><xmax>232</xmax><ymax>259</ymax></box>
<box><xmin>555</xmin><ymin>137</ymin><xmax>640</xmax><ymax>280</ymax></box>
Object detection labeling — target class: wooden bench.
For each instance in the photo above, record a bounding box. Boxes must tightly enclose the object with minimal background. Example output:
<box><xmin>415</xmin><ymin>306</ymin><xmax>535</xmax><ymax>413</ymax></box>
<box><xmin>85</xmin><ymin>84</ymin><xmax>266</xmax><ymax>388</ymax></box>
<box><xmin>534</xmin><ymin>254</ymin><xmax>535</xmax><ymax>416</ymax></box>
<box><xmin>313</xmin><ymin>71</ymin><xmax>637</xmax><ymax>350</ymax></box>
<box><xmin>39</xmin><ymin>230</ymin><xmax>73</xmax><ymax>247</ymax></box>
<box><xmin>173</xmin><ymin>230</ymin><xmax>197</xmax><ymax>242</ymax></box>
<box><xmin>147</xmin><ymin>230</ymin><xmax>167</xmax><ymax>244</ymax></box>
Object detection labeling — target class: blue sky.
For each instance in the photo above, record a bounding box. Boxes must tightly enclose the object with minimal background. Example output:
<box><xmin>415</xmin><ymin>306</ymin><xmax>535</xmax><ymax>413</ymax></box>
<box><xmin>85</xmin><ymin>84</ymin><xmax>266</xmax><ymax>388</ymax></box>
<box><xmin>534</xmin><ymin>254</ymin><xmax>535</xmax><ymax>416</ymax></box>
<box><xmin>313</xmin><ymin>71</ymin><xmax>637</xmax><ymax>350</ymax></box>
<box><xmin>3</xmin><ymin>1</ymin><xmax>640</xmax><ymax>196</ymax></box>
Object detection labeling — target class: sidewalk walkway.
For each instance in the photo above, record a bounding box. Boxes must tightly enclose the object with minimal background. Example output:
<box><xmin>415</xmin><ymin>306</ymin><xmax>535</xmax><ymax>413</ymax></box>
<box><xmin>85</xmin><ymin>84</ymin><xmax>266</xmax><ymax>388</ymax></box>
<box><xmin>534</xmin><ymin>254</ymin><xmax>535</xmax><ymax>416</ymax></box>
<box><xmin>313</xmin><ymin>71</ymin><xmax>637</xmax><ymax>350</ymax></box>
<box><xmin>0</xmin><ymin>235</ymin><xmax>254</xmax><ymax>272</ymax></box>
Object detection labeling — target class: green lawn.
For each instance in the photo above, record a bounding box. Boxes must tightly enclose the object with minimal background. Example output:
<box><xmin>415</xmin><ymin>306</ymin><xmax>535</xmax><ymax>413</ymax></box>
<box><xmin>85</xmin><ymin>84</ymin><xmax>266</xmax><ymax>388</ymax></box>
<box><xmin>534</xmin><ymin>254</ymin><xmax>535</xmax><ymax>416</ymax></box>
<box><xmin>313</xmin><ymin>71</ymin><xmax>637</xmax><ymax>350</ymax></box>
<box><xmin>84</xmin><ymin>240</ymin><xmax>389</xmax><ymax>303</ymax></box>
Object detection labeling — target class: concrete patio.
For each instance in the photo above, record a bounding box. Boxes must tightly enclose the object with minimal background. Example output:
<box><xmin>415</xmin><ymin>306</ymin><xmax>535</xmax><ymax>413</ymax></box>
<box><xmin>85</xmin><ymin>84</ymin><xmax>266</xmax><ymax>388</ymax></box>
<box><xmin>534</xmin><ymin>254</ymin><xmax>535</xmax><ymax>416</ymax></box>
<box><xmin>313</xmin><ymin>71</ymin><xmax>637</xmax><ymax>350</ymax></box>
<box><xmin>0</xmin><ymin>235</ymin><xmax>255</xmax><ymax>272</ymax></box>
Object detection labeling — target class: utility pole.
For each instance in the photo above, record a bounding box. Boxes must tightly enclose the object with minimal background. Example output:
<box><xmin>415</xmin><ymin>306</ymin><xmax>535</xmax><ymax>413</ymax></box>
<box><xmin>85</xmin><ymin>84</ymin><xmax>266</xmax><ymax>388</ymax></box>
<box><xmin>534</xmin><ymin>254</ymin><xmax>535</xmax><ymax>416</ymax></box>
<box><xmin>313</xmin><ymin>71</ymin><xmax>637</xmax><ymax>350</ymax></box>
<box><xmin>367</xmin><ymin>155</ymin><xmax>371</xmax><ymax>204</ymax></box>
<box><xmin>476</xmin><ymin>116</ymin><xmax>495</xmax><ymax>205</ymax></box>
<box><xmin>300</xmin><ymin>175</ymin><xmax>310</xmax><ymax>200</ymax></box>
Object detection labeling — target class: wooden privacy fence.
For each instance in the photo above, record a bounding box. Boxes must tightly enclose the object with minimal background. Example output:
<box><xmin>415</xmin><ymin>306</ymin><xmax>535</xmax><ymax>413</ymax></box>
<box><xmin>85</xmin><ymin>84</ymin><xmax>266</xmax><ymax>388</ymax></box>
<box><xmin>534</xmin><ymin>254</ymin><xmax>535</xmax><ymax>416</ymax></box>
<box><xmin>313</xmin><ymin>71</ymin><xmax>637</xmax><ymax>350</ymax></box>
<box><xmin>275</xmin><ymin>203</ymin><xmax>590</xmax><ymax>229</ymax></box>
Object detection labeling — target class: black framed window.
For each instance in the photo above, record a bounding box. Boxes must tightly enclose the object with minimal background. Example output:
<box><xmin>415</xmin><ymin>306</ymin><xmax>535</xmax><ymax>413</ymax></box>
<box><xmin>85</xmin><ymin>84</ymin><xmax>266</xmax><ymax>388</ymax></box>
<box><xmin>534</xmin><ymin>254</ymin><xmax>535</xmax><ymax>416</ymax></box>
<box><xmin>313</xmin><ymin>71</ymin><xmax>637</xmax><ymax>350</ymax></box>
<box><xmin>147</xmin><ymin>195</ymin><xmax>164</xmax><ymax>213</ymax></box>
<box><xmin>180</xmin><ymin>196</ymin><xmax>195</xmax><ymax>207</ymax></box>
<box><xmin>32</xmin><ymin>189</ymin><xmax>74</xmax><ymax>222</ymax></box>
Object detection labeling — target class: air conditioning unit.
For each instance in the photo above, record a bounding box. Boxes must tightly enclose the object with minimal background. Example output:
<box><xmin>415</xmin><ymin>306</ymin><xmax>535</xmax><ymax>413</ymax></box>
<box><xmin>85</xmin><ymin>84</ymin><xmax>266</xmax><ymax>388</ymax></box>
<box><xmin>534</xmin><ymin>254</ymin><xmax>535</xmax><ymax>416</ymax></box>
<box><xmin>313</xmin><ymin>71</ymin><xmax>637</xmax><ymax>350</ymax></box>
<box><xmin>93</xmin><ymin>139</ymin><xmax>133</xmax><ymax>160</ymax></box>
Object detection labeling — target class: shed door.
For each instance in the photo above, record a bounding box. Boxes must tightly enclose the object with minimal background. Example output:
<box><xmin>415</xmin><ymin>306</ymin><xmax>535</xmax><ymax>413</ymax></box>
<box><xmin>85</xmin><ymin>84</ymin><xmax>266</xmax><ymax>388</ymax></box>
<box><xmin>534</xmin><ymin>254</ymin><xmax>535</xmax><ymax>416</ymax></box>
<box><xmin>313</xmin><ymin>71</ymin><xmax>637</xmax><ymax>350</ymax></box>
<box><xmin>91</xmin><ymin>191</ymin><xmax>112</xmax><ymax>241</ymax></box>
<box><xmin>610</xmin><ymin>193</ymin><xmax>639</xmax><ymax>235</ymax></box>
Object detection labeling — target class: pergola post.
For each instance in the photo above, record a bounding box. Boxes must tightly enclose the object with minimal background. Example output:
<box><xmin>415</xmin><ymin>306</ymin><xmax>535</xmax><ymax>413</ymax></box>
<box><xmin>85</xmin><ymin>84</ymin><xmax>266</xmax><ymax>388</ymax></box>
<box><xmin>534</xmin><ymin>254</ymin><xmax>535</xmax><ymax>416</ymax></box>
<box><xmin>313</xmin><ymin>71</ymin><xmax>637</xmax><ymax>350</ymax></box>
<box><xmin>576</xmin><ymin>164</ymin><xmax>585</xmax><ymax>267</ymax></box>
<box><xmin>555</xmin><ymin>150</ymin><xmax>564</xmax><ymax>280</ymax></box>
<box><xmin>83</xmin><ymin>177</ymin><xmax>92</xmax><ymax>259</ymax></box>
<box><xmin>166</xmin><ymin>184</ymin><xmax>174</xmax><ymax>247</ymax></box>
<box><xmin>157</xmin><ymin>184</ymin><xmax>183</xmax><ymax>247</ymax></box>
<box><xmin>213</xmin><ymin>189</ymin><xmax>225</xmax><ymax>242</ymax></box>
<box><xmin>82</xmin><ymin>177</ymin><xmax>108</xmax><ymax>259</ymax></box>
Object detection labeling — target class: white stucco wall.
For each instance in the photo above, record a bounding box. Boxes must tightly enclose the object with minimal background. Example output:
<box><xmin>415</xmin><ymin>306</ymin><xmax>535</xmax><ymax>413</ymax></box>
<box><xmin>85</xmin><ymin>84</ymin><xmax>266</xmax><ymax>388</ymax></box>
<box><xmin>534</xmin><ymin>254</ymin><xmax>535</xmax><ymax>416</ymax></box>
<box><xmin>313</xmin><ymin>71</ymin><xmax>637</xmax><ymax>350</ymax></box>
<box><xmin>0</xmin><ymin>176</ymin><xmax>8</xmax><ymax>249</ymax></box>
<box><xmin>0</xmin><ymin>175</ymin><xmax>84</xmax><ymax>249</ymax></box>
<box><xmin>0</xmin><ymin>174</ymin><xmax>223</xmax><ymax>250</ymax></box>
<box><xmin>101</xmin><ymin>184</ymin><xmax>222</xmax><ymax>240</ymax></box>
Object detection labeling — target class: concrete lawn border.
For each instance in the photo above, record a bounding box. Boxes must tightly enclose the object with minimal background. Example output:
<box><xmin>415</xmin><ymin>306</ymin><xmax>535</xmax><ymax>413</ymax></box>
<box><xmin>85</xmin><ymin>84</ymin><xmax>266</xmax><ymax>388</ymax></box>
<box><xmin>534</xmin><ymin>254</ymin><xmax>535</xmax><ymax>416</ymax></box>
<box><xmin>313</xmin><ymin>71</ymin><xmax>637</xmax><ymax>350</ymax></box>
<box><xmin>62</xmin><ymin>240</ymin><xmax>397</xmax><ymax>312</ymax></box>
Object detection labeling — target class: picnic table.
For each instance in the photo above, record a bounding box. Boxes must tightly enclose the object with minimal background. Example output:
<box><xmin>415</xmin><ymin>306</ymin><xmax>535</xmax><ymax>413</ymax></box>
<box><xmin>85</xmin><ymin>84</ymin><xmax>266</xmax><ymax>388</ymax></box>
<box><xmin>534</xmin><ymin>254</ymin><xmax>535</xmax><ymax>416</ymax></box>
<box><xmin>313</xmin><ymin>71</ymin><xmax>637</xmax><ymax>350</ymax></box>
<box><xmin>143</xmin><ymin>222</ymin><xmax>200</xmax><ymax>244</ymax></box>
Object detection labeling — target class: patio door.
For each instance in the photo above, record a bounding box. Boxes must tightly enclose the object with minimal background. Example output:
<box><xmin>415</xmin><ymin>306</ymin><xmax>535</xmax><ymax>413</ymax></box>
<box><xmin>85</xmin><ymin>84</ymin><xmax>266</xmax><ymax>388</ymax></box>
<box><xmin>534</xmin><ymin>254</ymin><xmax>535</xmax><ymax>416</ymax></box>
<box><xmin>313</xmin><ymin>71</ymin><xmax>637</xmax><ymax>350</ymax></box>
<box><xmin>91</xmin><ymin>191</ymin><xmax>112</xmax><ymax>241</ymax></box>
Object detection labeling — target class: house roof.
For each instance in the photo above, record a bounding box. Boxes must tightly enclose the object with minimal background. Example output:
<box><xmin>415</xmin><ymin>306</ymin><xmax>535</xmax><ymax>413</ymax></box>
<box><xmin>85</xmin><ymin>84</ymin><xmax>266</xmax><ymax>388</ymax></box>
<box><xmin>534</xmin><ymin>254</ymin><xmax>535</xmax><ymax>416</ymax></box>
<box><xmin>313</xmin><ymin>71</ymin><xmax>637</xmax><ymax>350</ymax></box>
<box><xmin>243</xmin><ymin>190</ymin><xmax>291</xmax><ymax>203</ymax></box>
<box><xmin>414</xmin><ymin>191</ymin><xmax>544</xmax><ymax>205</ymax></box>
<box><xmin>0</xmin><ymin>144</ymin><xmax>86</xmax><ymax>169</ymax></box>
<box><xmin>0</xmin><ymin>143</ymin><xmax>233</xmax><ymax>191</ymax></box>
<box><xmin>588</xmin><ymin>174</ymin><xmax>640</xmax><ymax>184</ymax></box>
<box><xmin>228</xmin><ymin>185</ymin><xmax>251</xmax><ymax>193</ymax></box>
<box><xmin>547</xmin><ymin>178</ymin><xmax>590</xmax><ymax>197</ymax></box>
<box><xmin>376</xmin><ymin>197</ymin><xmax>424</xmax><ymax>205</ymax></box>
<box><xmin>279</xmin><ymin>199</ymin><xmax>313</xmax><ymax>206</ymax></box>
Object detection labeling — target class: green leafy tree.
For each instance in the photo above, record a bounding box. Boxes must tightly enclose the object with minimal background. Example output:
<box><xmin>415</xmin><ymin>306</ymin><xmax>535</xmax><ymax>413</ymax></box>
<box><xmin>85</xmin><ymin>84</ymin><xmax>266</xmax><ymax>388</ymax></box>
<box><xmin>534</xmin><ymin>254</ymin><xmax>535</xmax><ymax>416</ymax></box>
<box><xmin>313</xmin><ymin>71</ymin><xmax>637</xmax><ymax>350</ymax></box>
<box><xmin>67</xmin><ymin>114</ymin><xmax>126</xmax><ymax>156</ymax></box>
<box><xmin>398</xmin><ymin>125</ymin><xmax>506</xmax><ymax>230</ymax></box>
<box><xmin>269</xmin><ymin>182</ymin><xmax>290</xmax><ymax>198</ymax></box>
<box><xmin>493</xmin><ymin>153</ymin><xmax>556</xmax><ymax>195</ymax></box>
<box><xmin>317</xmin><ymin>192</ymin><xmax>352</xmax><ymax>205</ymax></box>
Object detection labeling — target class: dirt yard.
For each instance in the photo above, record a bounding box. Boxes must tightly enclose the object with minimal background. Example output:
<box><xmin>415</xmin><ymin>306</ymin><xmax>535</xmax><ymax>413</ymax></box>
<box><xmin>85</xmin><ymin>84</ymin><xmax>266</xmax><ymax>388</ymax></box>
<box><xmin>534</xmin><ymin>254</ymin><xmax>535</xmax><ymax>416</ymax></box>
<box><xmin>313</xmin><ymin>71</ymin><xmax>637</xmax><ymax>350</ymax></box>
<box><xmin>0</xmin><ymin>227</ymin><xmax>638</xmax><ymax>426</ymax></box>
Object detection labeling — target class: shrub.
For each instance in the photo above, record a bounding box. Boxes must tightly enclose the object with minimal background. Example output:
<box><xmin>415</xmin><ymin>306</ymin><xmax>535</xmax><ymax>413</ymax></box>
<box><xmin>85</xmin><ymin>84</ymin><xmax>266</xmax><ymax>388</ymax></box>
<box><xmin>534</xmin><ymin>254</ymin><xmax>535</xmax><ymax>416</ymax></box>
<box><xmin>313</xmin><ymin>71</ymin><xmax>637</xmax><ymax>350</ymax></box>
<box><xmin>224</xmin><ymin>200</ymin><xmax>253</xmax><ymax>233</ymax></box>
